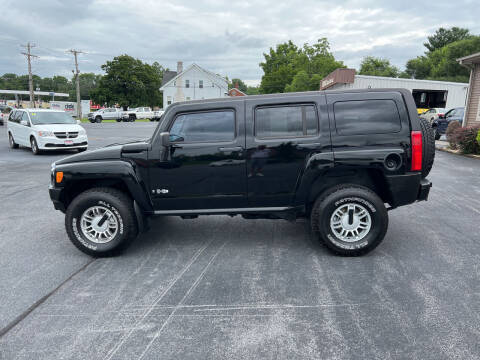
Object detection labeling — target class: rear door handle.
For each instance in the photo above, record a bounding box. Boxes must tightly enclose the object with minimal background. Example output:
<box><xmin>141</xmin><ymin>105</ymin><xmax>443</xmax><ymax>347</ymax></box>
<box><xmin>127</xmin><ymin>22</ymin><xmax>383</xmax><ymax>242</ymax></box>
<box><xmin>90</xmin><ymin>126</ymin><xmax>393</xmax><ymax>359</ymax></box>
<box><xmin>297</xmin><ymin>143</ymin><xmax>321</xmax><ymax>149</ymax></box>
<box><xmin>219</xmin><ymin>146</ymin><xmax>243</xmax><ymax>152</ymax></box>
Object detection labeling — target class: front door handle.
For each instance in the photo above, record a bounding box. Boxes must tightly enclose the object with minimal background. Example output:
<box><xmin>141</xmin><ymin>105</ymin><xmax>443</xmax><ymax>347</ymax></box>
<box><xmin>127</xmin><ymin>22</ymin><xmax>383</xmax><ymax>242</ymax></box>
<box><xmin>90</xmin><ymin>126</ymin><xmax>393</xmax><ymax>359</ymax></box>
<box><xmin>219</xmin><ymin>146</ymin><xmax>243</xmax><ymax>152</ymax></box>
<box><xmin>297</xmin><ymin>143</ymin><xmax>321</xmax><ymax>149</ymax></box>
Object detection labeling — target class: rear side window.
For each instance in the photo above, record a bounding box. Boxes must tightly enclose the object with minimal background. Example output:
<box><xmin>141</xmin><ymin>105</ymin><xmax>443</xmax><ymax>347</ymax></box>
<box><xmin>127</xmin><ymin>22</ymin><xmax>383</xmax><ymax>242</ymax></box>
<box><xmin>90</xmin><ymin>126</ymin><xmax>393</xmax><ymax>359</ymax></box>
<box><xmin>255</xmin><ymin>105</ymin><xmax>318</xmax><ymax>139</ymax></box>
<box><xmin>170</xmin><ymin>110</ymin><xmax>235</xmax><ymax>143</ymax></box>
<box><xmin>334</xmin><ymin>99</ymin><xmax>401</xmax><ymax>135</ymax></box>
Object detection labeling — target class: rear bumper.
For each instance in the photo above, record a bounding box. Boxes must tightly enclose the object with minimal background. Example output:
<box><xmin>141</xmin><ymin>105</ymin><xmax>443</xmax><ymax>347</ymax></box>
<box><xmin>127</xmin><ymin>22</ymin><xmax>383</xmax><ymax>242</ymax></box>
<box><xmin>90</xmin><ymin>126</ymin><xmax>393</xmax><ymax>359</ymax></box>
<box><xmin>386</xmin><ymin>173</ymin><xmax>432</xmax><ymax>207</ymax></box>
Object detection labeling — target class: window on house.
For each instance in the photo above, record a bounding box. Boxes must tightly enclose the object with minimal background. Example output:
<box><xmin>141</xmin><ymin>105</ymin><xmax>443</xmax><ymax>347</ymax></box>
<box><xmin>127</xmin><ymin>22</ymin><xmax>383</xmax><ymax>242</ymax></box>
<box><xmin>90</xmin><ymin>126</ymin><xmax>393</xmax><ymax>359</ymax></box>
<box><xmin>199</xmin><ymin>80</ymin><xmax>203</xmax><ymax>88</ymax></box>
<box><xmin>185</xmin><ymin>80</ymin><xmax>190</xmax><ymax>88</ymax></box>
<box><xmin>255</xmin><ymin>104</ymin><xmax>318</xmax><ymax>139</ymax></box>
<box><xmin>167</xmin><ymin>96</ymin><xmax>172</xmax><ymax>105</ymax></box>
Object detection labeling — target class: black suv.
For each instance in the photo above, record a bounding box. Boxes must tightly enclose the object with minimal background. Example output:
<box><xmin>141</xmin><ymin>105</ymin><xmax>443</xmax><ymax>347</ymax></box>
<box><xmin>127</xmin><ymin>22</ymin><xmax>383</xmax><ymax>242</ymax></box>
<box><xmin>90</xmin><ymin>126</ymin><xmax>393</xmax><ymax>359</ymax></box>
<box><xmin>49</xmin><ymin>89</ymin><xmax>434</xmax><ymax>257</ymax></box>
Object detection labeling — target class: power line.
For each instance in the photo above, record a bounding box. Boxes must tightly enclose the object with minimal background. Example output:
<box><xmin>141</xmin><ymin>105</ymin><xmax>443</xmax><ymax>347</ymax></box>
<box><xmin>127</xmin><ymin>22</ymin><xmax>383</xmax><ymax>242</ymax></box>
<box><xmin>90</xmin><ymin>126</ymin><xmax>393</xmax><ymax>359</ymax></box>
<box><xmin>21</xmin><ymin>42</ymin><xmax>39</xmax><ymax>108</ymax></box>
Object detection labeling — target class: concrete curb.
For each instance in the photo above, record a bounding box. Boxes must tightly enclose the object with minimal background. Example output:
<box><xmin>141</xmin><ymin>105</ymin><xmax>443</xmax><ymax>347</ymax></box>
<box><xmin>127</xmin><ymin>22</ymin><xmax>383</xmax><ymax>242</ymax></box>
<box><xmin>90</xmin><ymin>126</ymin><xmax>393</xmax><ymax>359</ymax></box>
<box><xmin>435</xmin><ymin>144</ymin><xmax>480</xmax><ymax>159</ymax></box>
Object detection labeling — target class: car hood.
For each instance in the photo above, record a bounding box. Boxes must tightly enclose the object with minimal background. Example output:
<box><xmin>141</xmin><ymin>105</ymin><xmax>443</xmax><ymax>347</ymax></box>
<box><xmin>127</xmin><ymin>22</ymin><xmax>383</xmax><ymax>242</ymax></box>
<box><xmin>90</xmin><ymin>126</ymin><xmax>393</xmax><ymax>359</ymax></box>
<box><xmin>33</xmin><ymin>124</ymin><xmax>85</xmax><ymax>132</ymax></box>
<box><xmin>54</xmin><ymin>139</ymin><xmax>148</xmax><ymax>165</ymax></box>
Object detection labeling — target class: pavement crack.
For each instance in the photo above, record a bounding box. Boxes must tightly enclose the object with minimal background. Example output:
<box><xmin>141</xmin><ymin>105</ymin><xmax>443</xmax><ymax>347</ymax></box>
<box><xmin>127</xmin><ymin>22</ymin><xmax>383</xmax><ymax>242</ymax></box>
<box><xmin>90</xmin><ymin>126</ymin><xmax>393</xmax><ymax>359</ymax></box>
<box><xmin>0</xmin><ymin>258</ymin><xmax>96</xmax><ymax>339</ymax></box>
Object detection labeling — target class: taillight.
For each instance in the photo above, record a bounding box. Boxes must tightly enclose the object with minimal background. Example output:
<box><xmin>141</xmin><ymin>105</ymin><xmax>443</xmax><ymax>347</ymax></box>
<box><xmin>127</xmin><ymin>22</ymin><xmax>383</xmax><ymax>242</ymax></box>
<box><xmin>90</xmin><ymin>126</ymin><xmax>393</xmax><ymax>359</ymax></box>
<box><xmin>411</xmin><ymin>131</ymin><xmax>422</xmax><ymax>171</ymax></box>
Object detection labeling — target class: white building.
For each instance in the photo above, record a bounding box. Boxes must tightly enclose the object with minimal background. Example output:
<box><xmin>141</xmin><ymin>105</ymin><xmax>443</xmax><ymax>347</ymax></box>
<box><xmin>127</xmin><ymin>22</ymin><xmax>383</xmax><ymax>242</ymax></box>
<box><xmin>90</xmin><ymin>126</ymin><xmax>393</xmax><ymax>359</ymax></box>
<box><xmin>320</xmin><ymin>69</ymin><xmax>469</xmax><ymax>110</ymax></box>
<box><xmin>160</xmin><ymin>62</ymin><xmax>228</xmax><ymax>108</ymax></box>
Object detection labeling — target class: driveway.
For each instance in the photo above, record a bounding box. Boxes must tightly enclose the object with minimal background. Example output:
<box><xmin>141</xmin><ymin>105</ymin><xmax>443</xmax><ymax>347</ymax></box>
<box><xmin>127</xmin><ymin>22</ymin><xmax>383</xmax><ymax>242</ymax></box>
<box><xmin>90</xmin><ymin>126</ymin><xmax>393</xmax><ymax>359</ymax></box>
<box><xmin>1</xmin><ymin>123</ymin><xmax>479</xmax><ymax>359</ymax></box>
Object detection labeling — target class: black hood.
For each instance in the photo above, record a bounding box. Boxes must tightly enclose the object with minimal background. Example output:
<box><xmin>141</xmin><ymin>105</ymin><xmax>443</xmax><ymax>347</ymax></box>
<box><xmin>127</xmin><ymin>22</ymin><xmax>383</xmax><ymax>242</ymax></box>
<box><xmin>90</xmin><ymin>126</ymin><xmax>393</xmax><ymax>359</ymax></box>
<box><xmin>55</xmin><ymin>140</ymin><xmax>149</xmax><ymax>165</ymax></box>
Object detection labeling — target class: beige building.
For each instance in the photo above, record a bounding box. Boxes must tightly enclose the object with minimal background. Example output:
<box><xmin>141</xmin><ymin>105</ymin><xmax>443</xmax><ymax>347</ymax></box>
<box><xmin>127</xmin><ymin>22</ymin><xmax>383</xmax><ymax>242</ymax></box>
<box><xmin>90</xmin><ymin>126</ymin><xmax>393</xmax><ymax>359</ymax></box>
<box><xmin>458</xmin><ymin>52</ymin><xmax>480</xmax><ymax>127</ymax></box>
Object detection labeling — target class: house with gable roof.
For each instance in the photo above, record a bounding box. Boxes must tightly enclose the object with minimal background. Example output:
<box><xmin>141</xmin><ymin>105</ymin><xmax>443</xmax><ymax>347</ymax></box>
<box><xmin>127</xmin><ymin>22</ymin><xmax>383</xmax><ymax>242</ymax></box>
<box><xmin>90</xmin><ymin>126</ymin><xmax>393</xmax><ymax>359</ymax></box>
<box><xmin>160</xmin><ymin>61</ymin><xmax>229</xmax><ymax>108</ymax></box>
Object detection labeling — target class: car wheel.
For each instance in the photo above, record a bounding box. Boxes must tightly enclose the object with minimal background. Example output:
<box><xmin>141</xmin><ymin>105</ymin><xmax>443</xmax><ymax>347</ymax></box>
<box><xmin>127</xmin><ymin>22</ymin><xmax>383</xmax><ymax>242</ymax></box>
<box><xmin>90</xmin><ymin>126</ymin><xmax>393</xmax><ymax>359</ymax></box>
<box><xmin>89</xmin><ymin>120</ymin><xmax>95</xmax><ymax>123</ymax></box>
<box><xmin>30</xmin><ymin>137</ymin><xmax>40</xmax><ymax>155</ymax></box>
<box><xmin>129</xmin><ymin>115</ymin><xmax>136</xmax><ymax>122</ymax></box>
<box><xmin>116</xmin><ymin>118</ymin><xmax>122</xmax><ymax>122</ymax></box>
<box><xmin>434</xmin><ymin>129</ymin><xmax>441</xmax><ymax>140</ymax></box>
<box><xmin>65</xmin><ymin>187</ymin><xmax>138</xmax><ymax>257</ymax></box>
<box><xmin>8</xmin><ymin>132</ymin><xmax>19</xmax><ymax>149</ymax></box>
<box><xmin>95</xmin><ymin>116</ymin><xmax>102</xmax><ymax>123</ymax></box>
<box><xmin>311</xmin><ymin>185</ymin><xmax>388</xmax><ymax>256</ymax></box>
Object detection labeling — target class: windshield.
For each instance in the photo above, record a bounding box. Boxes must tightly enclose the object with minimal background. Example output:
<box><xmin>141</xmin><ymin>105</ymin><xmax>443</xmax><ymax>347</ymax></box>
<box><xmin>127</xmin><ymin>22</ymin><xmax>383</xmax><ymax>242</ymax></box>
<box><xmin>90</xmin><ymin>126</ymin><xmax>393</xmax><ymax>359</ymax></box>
<box><xmin>29</xmin><ymin>111</ymin><xmax>76</xmax><ymax>125</ymax></box>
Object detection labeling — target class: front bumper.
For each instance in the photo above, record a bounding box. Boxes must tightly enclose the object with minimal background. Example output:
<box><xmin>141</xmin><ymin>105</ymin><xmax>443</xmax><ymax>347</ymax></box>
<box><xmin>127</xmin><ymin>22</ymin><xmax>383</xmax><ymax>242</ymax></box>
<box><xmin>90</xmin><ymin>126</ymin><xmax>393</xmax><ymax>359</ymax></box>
<box><xmin>49</xmin><ymin>185</ymin><xmax>66</xmax><ymax>212</ymax></box>
<box><xmin>37</xmin><ymin>135</ymin><xmax>88</xmax><ymax>150</ymax></box>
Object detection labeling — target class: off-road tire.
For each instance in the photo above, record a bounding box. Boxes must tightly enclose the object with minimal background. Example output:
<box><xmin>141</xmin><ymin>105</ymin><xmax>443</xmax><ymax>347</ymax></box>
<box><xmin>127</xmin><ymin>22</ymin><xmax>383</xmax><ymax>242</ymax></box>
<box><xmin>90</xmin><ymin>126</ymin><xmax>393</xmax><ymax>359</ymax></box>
<box><xmin>311</xmin><ymin>185</ymin><xmax>388</xmax><ymax>256</ymax></box>
<box><xmin>95</xmin><ymin>116</ymin><xmax>102</xmax><ymax>123</ymax></box>
<box><xmin>65</xmin><ymin>187</ymin><xmax>138</xmax><ymax>257</ymax></box>
<box><xmin>30</xmin><ymin>137</ymin><xmax>40</xmax><ymax>155</ymax></box>
<box><xmin>418</xmin><ymin>116</ymin><xmax>435</xmax><ymax>178</ymax></box>
<box><xmin>8</xmin><ymin>132</ymin><xmax>18</xmax><ymax>149</ymax></box>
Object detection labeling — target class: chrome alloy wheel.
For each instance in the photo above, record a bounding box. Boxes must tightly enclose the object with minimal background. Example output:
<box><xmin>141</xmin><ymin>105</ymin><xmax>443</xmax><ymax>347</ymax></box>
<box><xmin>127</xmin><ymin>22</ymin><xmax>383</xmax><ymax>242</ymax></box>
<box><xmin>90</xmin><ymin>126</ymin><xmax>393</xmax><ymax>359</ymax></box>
<box><xmin>80</xmin><ymin>206</ymin><xmax>119</xmax><ymax>243</ymax></box>
<box><xmin>330</xmin><ymin>203</ymin><xmax>372</xmax><ymax>242</ymax></box>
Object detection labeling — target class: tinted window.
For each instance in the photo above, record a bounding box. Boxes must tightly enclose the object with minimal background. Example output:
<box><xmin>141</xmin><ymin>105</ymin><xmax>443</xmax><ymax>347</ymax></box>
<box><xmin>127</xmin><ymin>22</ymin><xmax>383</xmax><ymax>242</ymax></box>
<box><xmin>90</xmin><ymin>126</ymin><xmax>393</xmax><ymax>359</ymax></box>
<box><xmin>255</xmin><ymin>105</ymin><xmax>318</xmax><ymax>139</ymax></box>
<box><xmin>8</xmin><ymin>111</ymin><xmax>16</xmax><ymax>122</ymax></box>
<box><xmin>170</xmin><ymin>110</ymin><xmax>235</xmax><ymax>143</ymax></box>
<box><xmin>334</xmin><ymin>99</ymin><xmax>401</xmax><ymax>135</ymax></box>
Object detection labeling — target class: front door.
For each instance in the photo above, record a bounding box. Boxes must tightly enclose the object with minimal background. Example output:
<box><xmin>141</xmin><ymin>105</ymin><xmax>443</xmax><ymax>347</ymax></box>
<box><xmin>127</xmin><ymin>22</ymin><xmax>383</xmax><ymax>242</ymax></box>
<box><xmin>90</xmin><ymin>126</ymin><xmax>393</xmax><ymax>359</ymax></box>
<box><xmin>149</xmin><ymin>104</ymin><xmax>247</xmax><ymax>210</ymax></box>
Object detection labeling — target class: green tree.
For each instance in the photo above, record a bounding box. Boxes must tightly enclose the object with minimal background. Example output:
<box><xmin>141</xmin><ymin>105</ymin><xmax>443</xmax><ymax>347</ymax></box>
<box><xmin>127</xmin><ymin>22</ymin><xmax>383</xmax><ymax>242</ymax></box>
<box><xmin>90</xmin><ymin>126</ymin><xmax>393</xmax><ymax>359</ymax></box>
<box><xmin>359</xmin><ymin>56</ymin><xmax>399</xmax><ymax>77</ymax></box>
<box><xmin>424</xmin><ymin>27</ymin><xmax>472</xmax><ymax>53</ymax></box>
<box><xmin>229</xmin><ymin>78</ymin><xmax>247</xmax><ymax>93</ymax></box>
<box><xmin>259</xmin><ymin>38</ymin><xmax>344</xmax><ymax>94</ymax></box>
<box><xmin>246</xmin><ymin>86</ymin><xmax>260</xmax><ymax>95</ymax></box>
<box><xmin>90</xmin><ymin>55</ymin><xmax>163</xmax><ymax>108</ymax></box>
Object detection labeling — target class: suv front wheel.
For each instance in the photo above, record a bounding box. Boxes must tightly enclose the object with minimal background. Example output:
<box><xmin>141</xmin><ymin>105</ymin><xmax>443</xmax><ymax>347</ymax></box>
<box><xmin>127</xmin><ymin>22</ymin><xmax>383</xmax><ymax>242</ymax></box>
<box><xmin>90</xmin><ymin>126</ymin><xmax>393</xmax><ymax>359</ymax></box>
<box><xmin>311</xmin><ymin>185</ymin><xmax>388</xmax><ymax>256</ymax></box>
<box><xmin>65</xmin><ymin>188</ymin><xmax>138</xmax><ymax>257</ymax></box>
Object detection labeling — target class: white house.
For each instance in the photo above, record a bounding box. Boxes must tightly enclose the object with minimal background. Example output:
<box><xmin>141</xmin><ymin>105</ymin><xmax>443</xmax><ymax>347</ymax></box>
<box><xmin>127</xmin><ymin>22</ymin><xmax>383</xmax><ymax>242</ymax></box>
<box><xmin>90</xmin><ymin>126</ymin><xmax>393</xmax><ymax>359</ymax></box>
<box><xmin>160</xmin><ymin>62</ymin><xmax>229</xmax><ymax>108</ymax></box>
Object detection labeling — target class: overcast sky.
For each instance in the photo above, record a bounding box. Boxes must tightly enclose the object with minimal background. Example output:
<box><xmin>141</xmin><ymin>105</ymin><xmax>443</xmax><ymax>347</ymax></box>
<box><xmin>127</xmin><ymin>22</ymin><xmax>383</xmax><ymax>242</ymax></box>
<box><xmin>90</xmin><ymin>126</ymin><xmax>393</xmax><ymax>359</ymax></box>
<box><xmin>1</xmin><ymin>0</ymin><xmax>478</xmax><ymax>86</ymax></box>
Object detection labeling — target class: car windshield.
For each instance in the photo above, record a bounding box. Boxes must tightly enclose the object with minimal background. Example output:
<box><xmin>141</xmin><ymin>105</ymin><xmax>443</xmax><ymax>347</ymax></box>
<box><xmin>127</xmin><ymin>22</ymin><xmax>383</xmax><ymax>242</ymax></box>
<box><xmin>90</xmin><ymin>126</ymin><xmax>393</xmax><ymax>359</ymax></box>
<box><xmin>29</xmin><ymin>111</ymin><xmax>76</xmax><ymax>125</ymax></box>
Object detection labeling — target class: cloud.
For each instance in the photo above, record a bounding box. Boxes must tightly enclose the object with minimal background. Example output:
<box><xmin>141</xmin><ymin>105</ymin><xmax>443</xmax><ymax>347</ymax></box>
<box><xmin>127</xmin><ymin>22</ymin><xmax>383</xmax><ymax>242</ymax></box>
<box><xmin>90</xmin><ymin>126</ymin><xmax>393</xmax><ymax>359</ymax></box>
<box><xmin>0</xmin><ymin>0</ymin><xmax>478</xmax><ymax>82</ymax></box>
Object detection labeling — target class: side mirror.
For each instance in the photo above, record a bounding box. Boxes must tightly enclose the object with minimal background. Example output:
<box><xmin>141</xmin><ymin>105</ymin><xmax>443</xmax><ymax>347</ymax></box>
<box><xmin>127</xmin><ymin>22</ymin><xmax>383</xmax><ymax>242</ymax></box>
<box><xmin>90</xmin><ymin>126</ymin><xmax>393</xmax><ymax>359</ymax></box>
<box><xmin>160</xmin><ymin>132</ymin><xmax>170</xmax><ymax>147</ymax></box>
<box><xmin>20</xmin><ymin>119</ymin><xmax>28</xmax><ymax>126</ymax></box>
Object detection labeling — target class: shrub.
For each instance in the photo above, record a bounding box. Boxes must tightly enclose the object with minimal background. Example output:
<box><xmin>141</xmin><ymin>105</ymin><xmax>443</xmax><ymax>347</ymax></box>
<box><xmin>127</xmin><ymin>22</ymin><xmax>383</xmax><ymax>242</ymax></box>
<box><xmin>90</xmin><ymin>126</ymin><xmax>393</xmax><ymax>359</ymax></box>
<box><xmin>451</xmin><ymin>125</ymin><xmax>480</xmax><ymax>154</ymax></box>
<box><xmin>477</xmin><ymin>129</ymin><xmax>480</xmax><ymax>147</ymax></box>
<box><xmin>446</xmin><ymin>121</ymin><xmax>461</xmax><ymax>149</ymax></box>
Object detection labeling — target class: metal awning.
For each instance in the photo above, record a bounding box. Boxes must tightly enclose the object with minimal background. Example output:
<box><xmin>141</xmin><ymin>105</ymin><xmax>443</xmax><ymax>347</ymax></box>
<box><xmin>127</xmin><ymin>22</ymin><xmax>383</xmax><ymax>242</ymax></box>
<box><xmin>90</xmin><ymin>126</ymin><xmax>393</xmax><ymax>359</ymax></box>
<box><xmin>0</xmin><ymin>90</ymin><xmax>69</xmax><ymax>97</ymax></box>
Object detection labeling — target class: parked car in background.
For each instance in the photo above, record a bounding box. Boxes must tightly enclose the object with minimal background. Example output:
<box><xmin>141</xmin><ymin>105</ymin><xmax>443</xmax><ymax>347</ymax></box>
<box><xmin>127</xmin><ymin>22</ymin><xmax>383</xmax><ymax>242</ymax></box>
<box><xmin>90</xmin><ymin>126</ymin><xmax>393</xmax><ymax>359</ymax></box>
<box><xmin>7</xmin><ymin>109</ymin><xmax>88</xmax><ymax>154</ymax></box>
<box><xmin>431</xmin><ymin>107</ymin><xmax>464</xmax><ymax>140</ymax></box>
<box><xmin>122</xmin><ymin>107</ymin><xmax>154</xmax><ymax>122</ymax></box>
<box><xmin>151</xmin><ymin>109</ymin><xmax>164</xmax><ymax>122</ymax></box>
<box><xmin>0</xmin><ymin>106</ymin><xmax>12</xmax><ymax>126</ymax></box>
<box><xmin>87</xmin><ymin>108</ymin><xmax>124</xmax><ymax>123</ymax></box>
<box><xmin>420</xmin><ymin>108</ymin><xmax>446</xmax><ymax>123</ymax></box>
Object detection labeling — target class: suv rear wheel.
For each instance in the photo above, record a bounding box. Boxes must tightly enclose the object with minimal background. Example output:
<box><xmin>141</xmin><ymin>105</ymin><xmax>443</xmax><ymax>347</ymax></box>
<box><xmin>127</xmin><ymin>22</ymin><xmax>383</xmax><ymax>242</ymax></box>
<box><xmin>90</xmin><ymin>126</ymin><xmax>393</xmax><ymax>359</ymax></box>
<box><xmin>311</xmin><ymin>185</ymin><xmax>388</xmax><ymax>256</ymax></box>
<box><xmin>65</xmin><ymin>187</ymin><xmax>138</xmax><ymax>257</ymax></box>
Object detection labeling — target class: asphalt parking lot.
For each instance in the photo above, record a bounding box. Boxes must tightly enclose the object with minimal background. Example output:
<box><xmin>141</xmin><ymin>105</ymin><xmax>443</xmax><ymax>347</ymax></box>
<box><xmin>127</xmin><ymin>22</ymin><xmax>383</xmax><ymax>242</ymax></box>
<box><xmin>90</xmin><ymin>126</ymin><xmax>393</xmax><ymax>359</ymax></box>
<box><xmin>0</xmin><ymin>122</ymin><xmax>479</xmax><ymax>359</ymax></box>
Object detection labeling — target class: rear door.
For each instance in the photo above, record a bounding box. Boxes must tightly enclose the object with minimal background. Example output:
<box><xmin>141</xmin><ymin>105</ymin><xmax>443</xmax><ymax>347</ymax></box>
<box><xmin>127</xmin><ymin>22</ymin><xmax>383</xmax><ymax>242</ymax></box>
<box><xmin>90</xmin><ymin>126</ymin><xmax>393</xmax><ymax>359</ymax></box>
<box><xmin>245</xmin><ymin>95</ymin><xmax>326</xmax><ymax>207</ymax></box>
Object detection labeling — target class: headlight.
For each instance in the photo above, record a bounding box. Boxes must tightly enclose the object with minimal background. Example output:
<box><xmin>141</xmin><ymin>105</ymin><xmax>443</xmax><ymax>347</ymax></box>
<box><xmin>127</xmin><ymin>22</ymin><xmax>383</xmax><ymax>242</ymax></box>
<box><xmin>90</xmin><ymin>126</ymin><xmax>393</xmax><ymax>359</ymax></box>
<box><xmin>79</xmin><ymin>129</ymin><xmax>86</xmax><ymax>135</ymax></box>
<box><xmin>38</xmin><ymin>131</ymin><xmax>54</xmax><ymax>137</ymax></box>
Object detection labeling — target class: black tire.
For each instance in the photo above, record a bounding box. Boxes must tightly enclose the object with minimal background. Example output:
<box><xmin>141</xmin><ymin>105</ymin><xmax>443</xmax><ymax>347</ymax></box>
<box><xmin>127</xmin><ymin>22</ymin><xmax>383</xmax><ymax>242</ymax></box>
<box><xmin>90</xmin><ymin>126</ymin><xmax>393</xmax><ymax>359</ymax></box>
<box><xmin>65</xmin><ymin>187</ymin><xmax>138</xmax><ymax>257</ymax></box>
<box><xmin>116</xmin><ymin>118</ymin><xmax>122</xmax><ymax>122</ymax></box>
<box><xmin>89</xmin><ymin>119</ymin><xmax>95</xmax><ymax>123</ymax></box>
<box><xmin>95</xmin><ymin>116</ymin><xmax>102</xmax><ymax>123</ymax></box>
<box><xmin>418</xmin><ymin>116</ymin><xmax>435</xmax><ymax>178</ymax></box>
<box><xmin>129</xmin><ymin>114</ymin><xmax>136</xmax><ymax>122</ymax></box>
<box><xmin>150</xmin><ymin>118</ymin><xmax>155</xmax><ymax>122</ymax></box>
<box><xmin>434</xmin><ymin>129</ymin><xmax>441</xmax><ymax>141</ymax></box>
<box><xmin>30</xmin><ymin>137</ymin><xmax>40</xmax><ymax>155</ymax></box>
<box><xmin>311</xmin><ymin>185</ymin><xmax>388</xmax><ymax>256</ymax></box>
<box><xmin>8</xmin><ymin>132</ymin><xmax>19</xmax><ymax>149</ymax></box>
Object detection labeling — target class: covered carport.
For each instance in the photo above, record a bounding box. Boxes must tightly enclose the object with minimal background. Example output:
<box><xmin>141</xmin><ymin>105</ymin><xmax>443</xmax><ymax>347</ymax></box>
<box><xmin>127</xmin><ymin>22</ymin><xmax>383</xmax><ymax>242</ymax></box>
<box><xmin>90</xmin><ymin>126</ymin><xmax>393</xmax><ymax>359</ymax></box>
<box><xmin>0</xmin><ymin>89</ymin><xmax>69</xmax><ymax>108</ymax></box>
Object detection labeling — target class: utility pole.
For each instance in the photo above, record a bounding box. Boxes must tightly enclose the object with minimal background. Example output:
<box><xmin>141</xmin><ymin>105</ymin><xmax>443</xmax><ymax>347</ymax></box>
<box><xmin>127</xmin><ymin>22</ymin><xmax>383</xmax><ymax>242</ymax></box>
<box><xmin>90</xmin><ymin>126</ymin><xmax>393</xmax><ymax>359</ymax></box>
<box><xmin>69</xmin><ymin>49</ymin><xmax>84</xmax><ymax>119</ymax></box>
<box><xmin>21</xmin><ymin>42</ymin><xmax>38</xmax><ymax>108</ymax></box>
